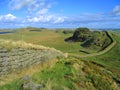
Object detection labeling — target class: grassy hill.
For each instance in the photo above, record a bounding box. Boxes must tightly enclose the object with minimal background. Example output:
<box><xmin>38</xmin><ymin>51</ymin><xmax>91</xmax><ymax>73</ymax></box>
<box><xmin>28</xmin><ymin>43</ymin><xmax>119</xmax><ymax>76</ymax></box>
<box><xmin>0</xmin><ymin>57</ymin><xmax>119</xmax><ymax>90</ymax></box>
<box><xmin>65</xmin><ymin>28</ymin><xmax>112</xmax><ymax>53</ymax></box>
<box><xmin>83</xmin><ymin>31</ymin><xmax>120</xmax><ymax>79</ymax></box>
<box><xmin>0</xmin><ymin>28</ymin><xmax>84</xmax><ymax>55</ymax></box>
<box><xmin>0</xmin><ymin>28</ymin><xmax>120</xmax><ymax>90</ymax></box>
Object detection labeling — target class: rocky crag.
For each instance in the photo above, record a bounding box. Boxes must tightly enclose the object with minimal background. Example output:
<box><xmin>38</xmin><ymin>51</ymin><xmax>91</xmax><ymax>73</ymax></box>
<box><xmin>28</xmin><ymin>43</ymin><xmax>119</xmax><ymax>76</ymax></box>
<box><xmin>65</xmin><ymin>28</ymin><xmax>112</xmax><ymax>51</ymax></box>
<box><xmin>0</xmin><ymin>39</ymin><xmax>65</xmax><ymax>75</ymax></box>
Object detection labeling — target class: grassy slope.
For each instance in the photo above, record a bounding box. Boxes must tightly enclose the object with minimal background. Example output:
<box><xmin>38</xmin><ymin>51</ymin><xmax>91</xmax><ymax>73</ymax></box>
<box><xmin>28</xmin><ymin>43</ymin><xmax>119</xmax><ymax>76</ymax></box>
<box><xmin>0</xmin><ymin>29</ymin><xmax>120</xmax><ymax>77</ymax></box>
<box><xmin>70</xmin><ymin>31</ymin><xmax>116</xmax><ymax>57</ymax></box>
<box><xmin>0</xmin><ymin>57</ymin><xmax>119</xmax><ymax>90</ymax></box>
<box><xmin>83</xmin><ymin>31</ymin><xmax>120</xmax><ymax>79</ymax></box>
<box><xmin>0</xmin><ymin>29</ymin><xmax>120</xmax><ymax>89</ymax></box>
<box><xmin>0</xmin><ymin>29</ymin><xmax>85</xmax><ymax>55</ymax></box>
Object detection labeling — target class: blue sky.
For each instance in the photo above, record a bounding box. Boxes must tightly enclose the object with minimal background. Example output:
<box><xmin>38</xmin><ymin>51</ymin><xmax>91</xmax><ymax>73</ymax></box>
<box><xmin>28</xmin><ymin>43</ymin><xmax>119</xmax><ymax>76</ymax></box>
<box><xmin>0</xmin><ymin>0</ymin><xmax>120</xmax><ymax>28</ymax></box>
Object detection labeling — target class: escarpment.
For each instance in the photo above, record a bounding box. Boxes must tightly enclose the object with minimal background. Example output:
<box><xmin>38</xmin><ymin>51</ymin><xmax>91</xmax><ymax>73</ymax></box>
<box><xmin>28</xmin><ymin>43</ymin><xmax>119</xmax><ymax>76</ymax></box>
<box><xmin>65</xmin><ymin>28</ymin><xmax>113</xmax><ymax>52</ymax></box>
<box><xmin>0</xmin><ymin>39</ymin><xmax>65</xmax><ymax>75</ymax></box>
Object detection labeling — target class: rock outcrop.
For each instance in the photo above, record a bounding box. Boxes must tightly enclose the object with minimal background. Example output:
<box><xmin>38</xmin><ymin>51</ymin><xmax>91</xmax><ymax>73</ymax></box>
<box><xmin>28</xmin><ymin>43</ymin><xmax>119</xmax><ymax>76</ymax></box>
<box><xmin>20</xmin><ymin>75</ymin><xmax>44</xmax><ymax>90</ymax></box>
<box><xmin>65</xmin><ymin>28</ymin><xmax>112</xmax><ymax>51</ymax></box>
<box><xmin>0</xmin><ymin>40</ymin><xmax>65</xmax><ymax>75</ymax></box>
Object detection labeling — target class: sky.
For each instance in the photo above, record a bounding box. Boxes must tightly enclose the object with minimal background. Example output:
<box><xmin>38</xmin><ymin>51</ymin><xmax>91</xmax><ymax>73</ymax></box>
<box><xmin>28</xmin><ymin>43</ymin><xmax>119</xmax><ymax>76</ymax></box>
<box><xmin>0</xmin><ymin>0</ymin><xmax>120</xmax><ymax>28</ymax></box>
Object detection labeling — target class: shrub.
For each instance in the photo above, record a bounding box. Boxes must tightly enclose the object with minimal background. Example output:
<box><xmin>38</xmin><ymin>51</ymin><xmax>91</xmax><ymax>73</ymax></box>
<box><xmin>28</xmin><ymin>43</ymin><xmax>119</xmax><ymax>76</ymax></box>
<box><xmin>62</xmin><ymin>30</ymin><xmax>74</xmax><ymax>34</ymax></box>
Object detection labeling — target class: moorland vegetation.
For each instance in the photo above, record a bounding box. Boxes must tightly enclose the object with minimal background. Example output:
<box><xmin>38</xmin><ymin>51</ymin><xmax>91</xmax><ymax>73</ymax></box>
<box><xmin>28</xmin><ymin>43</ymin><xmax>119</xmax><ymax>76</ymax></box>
<box><xmin>0</xmin><ymin>27</ymin><xmax>119</xmax><ymax>90</ymax></box>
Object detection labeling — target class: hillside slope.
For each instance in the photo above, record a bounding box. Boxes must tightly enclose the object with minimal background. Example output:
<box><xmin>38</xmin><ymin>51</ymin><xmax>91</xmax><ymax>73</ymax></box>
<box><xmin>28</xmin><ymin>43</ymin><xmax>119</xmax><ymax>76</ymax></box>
<box><xmin>0</xmin><ymin>29</ymin><xmax>119</xmax><ymax>90</ymax></box>
<box><xmin>0</xmin><ymin>57</ymin><xmax>119</xmax><ymax>90</ymax></box>
<box><xmin>0</xmin><ymin>39</ymin><xmax>65</xmax><ymax>75</ymax></box>
<box><xmin>65</xmin><ymin>28</ymin><xmax>112</xmax><ymax>52</ymax></box>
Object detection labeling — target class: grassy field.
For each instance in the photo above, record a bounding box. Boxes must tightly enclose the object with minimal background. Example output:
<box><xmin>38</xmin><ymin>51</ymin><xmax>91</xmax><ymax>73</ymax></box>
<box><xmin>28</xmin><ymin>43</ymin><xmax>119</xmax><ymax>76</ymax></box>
<box><xmin>0</xmin><ymin>28</ymin><xmax>120</xmax><ymax>89</ymax></box>
<box><xmin>0</xmin><ymin>29</ymin><xmax>87</xmax><ymax>55</ymax></box>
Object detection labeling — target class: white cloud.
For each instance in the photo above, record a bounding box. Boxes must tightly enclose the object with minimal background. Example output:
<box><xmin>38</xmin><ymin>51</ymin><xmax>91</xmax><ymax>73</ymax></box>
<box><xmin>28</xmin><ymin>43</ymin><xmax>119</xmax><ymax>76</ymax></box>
<box><xmin>9</xmin><ymin>0</ymin><xmax>36</xmax><ymax>10</ymax></box>
<box><xmin>27</xmin><ymin>14</ymin><xmax>66</xmax><ymax>23</ymax></box>
<box><xmin>112</xmin><ymin>5</ymin><xmax>120</xmax><ymax>16</ymax></box>
<box><xmin>37</xmin><ymin>8</ymin><xmax>48</xmax><ymax>15</ymax></box>
<box><xmin>28</xmin><ymin>15</ymin><xmax>52</xmax><ymax>23</ymax></box>
<box><xmin>53</xmin><ymin>17</ymin><xmax>65</xmax><ymax>23</ymax></box>
<box><xmin>0</xmin><ymin>14</ymin><xmax>17</xmax><ymax>21</ymax></box>
<box><xmin>9</xmin><ymin>0</ymin><xmax>53</xmax><ymax>20</ymax></box>
<box><xmin>9</xmin><ymin>0</ymin><xmax>52</xmax><ymax>13</ymax></box>
<box><xmin>6</xmin><ymin>0</ymin><xmax>66</xmax><ymax>27</ymax></box>
<box><xmin>5</xmin><ymin>2</ymin><xmax>120</xmax><ymax>28</ymax></box>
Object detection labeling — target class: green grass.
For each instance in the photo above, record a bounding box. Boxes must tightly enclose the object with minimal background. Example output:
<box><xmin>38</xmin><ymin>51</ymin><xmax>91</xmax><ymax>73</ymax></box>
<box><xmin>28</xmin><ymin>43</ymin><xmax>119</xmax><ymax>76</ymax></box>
<box><xmin>0</xmin><ymin>57</ymin><xmax>119</xmax><ymax>90</ymax></box>
<box><xmin>0</xmin><ymin>29</ymin><xmax>120</xmax><ymax>77</ymax></box>
<box><xmin>0</xmin><ymin>29</ymin><xmax>105</xmax><ymax>54</ymax></box>
<box><xmin>0</xmin><ymin>28</ymin><xmax>120</xmax><ymax>89</ymax></box>
<box><xmin>83</xmin><ymin>31</ymin><xmax>120</xmax><ymax>79</ymax></box>
<box><xmin>0</xmin><ymin>29</ymin><xmax>86</xmax><ymax>55</ymax></box>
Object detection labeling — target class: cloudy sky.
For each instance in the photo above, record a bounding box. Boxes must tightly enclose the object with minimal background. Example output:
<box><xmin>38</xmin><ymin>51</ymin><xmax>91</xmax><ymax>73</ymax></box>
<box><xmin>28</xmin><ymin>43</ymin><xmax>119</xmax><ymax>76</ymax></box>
<box><xmin>0</xmin><ymin>0</ymin><xmax>120</xmax><ymax>28</ymax></box>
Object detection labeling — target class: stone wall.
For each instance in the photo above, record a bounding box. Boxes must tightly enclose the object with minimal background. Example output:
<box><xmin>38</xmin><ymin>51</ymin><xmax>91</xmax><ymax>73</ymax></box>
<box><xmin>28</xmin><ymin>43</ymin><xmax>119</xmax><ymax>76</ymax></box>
<box><xmin>0</xmin><ymin>47</ymin><xmax>63</xmax><ymax>75</ymax></box>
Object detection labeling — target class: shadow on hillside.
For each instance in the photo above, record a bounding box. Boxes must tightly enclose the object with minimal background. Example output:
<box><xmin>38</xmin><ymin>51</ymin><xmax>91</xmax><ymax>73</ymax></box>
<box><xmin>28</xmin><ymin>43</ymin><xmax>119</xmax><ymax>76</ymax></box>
<box><xmin>64</xmin><ymin>37</ymin><xmax>74</xmax><ymax>42</ymax></box>
<box><xmin>79</xmin><ymin>50</ymin><xmax>90</xmax><ymax>54</ymax></box>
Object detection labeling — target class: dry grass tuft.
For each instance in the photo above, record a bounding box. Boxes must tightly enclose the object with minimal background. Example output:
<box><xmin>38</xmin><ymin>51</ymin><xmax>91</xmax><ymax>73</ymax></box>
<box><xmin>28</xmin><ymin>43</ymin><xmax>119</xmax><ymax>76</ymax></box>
<box><xmin>0</xmin><ymin>39</ymin><xmax>65</xmax><ymax>56</ymax></box>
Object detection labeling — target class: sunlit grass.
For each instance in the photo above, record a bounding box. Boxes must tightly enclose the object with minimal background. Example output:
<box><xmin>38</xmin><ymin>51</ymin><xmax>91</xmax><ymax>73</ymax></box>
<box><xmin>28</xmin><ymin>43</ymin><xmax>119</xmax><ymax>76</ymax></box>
<box><xmin>0</xmin><ymin>57</ymin><xmax>119</xmax><ymax>90</ymax></box>
<box><xmin>0</xmin><ymin>29</ymin><xmax>120</xmax><ymax>89</ymax></box>
<box><xmin>0</xmin><ymin>29</ymin><xmax>85</xmax><ymax>55</ymax></box>
<box><xmin>0</xmin><ymin>58</ymin><xmax>57</xmax><ymax>85</ymax></box>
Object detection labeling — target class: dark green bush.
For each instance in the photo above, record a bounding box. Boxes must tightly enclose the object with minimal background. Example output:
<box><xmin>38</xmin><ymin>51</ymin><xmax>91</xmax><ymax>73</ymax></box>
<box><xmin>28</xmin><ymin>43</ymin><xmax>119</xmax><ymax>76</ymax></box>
<box><xmin>62</xmin><ymin>30</ymin><xmax>74</xmax><ymax>34</ymax></box>
<box><xmin>72</xmin><ymin>28</ymin><xmax>90</xmax><ymax>42</ymax></box>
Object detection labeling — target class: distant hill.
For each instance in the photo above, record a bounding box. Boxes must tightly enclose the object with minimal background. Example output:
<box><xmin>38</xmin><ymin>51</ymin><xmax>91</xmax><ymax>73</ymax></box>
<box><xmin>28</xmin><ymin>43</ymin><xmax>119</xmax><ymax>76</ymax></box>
<box><xmin>65</xmin><ymin>28</ymin><xmax>112</xmax><ymax>52</ymax></box>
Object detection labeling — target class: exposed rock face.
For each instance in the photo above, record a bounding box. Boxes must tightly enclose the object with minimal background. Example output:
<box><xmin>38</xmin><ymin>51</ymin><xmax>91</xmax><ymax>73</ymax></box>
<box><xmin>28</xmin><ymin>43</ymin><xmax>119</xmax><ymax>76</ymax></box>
<box><xmin>0</xmin><ymin>47</ymin><xmax>63</xmax><ymax>75</ymax></box>
<box><xmin>65</xmin><ymin>28</ymin><xmax>112</xmax><ymax>51</ymax></box>
<box><xmin>65</xmin><ymin>28</ymin><xmax>90</xmax><ymax>42</ymax></box>
<box><xmin>20</xmin><ymin>75</ymin><xmax>44</xmax><ymax>90</ymax></box>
